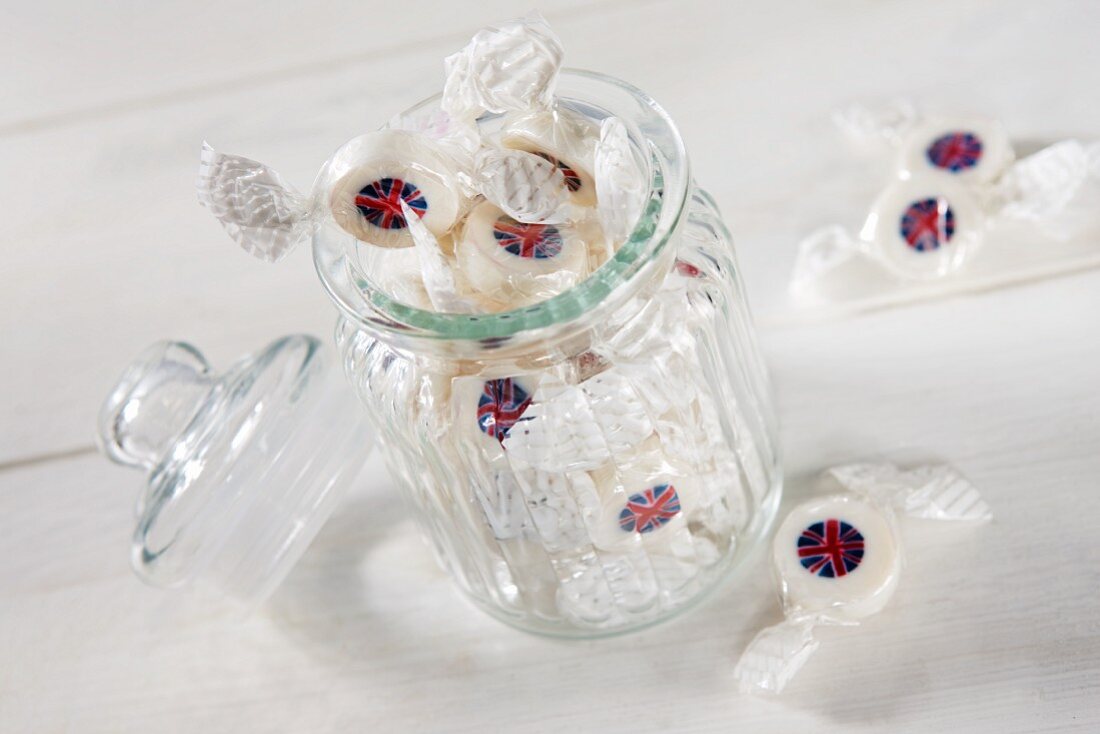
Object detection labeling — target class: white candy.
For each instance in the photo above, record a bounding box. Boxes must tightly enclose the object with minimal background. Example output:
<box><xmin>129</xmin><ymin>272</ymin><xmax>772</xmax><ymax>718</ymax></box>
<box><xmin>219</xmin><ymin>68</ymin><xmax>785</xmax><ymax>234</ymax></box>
<box><xmin>553</xmin><ymin>552</ymin><xmax>615</xmax><ymax>624</ymax></box>
<box><xmin>471</xmin><ymin>147</ymin><xmax>573</xmax><ymax>224</ymax></box>
<box><xmin>513</xmin><ymin>467</ymin><xmax>599</xmax><ymax>554</ymax></box>
<box><xmin>736</xmin><ymin>465</ymin><xmax>990</xmax><ymax>694</ymax></box>
<box><xmin>899</xmin><ymin>117</ymin><xmax>1014</xmax><ymax>185</ymax></box>
<box><xmin>594</xmin><ymin>117</ymin><xmax>649</xmax><ymax>245</ymax></box>
<box><xmin>455</xmin><ymin>201</ymin><xmax>589</xmax><ymax>303</ymax></box>
<box><xmin>450</xmin><ymin>374</ymin><xmax>540</xmax><ymax>458</ymax></box>
<box><xmin>441</xmin><ymin>14</ymin><xmax>564</xmax><ymax>123</ymax></box>
<box><xmin>773</xmin><ymin>495</ymin><xmax>900</xmax><ymax>622</ymax></box>
<box><xmin>502</xmin><ymin>372</ymin><xmax>654</xmax><ymax>472</ymax></box>
<box><xmin>584</xmin><ymin>460</ymin><xmax>700</xmax><ymax>554</ymax></box>
<box><xmin>327</xmin><ymin>130</ymin><xmax>464</xmax><ymax>248</ymax></box>
<box><xmin>475</xmin><ymin>469</ymin><xmax>529</xmax><ymax>540</ymax></box>
<box><xmin>500</xmin><ymin>107</ymin><xmax>599</xmax><ymax>207</ymax></box>
<box><xmin>861</xmin><ymin>175</ymin><xmax>985</xmax><ymax>280</ymax></box>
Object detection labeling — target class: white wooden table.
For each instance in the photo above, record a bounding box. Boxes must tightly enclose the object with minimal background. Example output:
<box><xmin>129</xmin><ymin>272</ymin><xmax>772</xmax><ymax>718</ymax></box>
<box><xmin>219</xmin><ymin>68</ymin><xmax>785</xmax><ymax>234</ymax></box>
<box><xmin>3</xmin><ymin>2</ymin><xmax>1099</xmax><ymax>731</ymax></box>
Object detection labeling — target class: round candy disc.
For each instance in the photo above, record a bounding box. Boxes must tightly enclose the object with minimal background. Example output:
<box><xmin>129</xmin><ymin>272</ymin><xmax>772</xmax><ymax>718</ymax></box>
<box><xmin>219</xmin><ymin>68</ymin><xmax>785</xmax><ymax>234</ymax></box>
<box><xmin>477</xmin><ymin>377</ymin><xmax>533</xmax><ymax>443</ymax></box>
<box><xmin>500</xmin><ymin>107</ymin><xmax>599</xmax><ymax>206</ymax></box>
<box><xmin>326</xmin><ymin>130</ymin><xmax>463</xmax><ymax>248</ymax></box>
<box><xmin>773</xmin><ymin>495</ymin><xmax>900</xmax><ymax>622</ymax></box>
<box><xmin>898</xmin><ymin>118</ymin><xmax>1013</xmax><ymax>185</ymax></box>
<box><xmin>862</xmin><ymin>176</ymin><xmax>984</xmax><ymax>280</ymax></box>
<box><xmin>455</xmin><ymin>201</ymin><xmax>590</xmax><ymax>303</ymax></box>
<box><xmin>584</xmin><ymin>459</ymin><xmax>703</xmax><ymax>552</ymax></box>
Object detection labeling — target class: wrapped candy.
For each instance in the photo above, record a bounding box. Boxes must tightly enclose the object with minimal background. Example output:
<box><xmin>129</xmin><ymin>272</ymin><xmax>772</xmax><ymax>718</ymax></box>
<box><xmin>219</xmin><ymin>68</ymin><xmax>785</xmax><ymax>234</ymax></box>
<box><xmin>792</xmin><ymin>104</ymin><xmax>1100</xmax><ymax>306</ymax></box>
<box><xmin>455</xmin><ymin>201</ymin><xmax>591</xmax><ymax>304</ymax></box>
<box><xmin>441</xmin><ymin>14</ymin><xmax>564</xmax><ymax>124</ymax></box>
<box><xmin>733</xmin><ymin>463</ymin><xmax>991</xmax><ymax>694</ymax></box>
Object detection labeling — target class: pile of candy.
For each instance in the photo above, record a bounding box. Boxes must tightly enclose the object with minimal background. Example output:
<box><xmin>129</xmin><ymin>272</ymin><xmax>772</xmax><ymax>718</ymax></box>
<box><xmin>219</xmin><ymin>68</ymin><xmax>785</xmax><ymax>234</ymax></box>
<box><xmin>792</xmin><ymin>102</ymin><xmax>1100</xmax><ymax>289</ymax></box>
<box><xmin>198</xmin><ymin>14</ymin><xmax>647</xmax><ymax>313</ymax></box>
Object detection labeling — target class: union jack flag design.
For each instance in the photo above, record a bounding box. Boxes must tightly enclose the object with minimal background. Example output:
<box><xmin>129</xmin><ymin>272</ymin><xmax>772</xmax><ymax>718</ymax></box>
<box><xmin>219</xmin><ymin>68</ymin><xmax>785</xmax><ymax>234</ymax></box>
<box><xmin>492</xmin><ymin>217</ymin><xmax>564</xmax><ymax>259</ymax></box>
<box><xmin>533</xmin><ymin>151</ymin><xmax>583</xmax><ymax>192</ymax></box>
<box><xmin>899</xmin><ymin>197</ymin><xmax>955</xmax><ymax>252</ymax></box>
<box><xmin>797</xmin><ymin>518</ymin><xmax>865</xmax><ymax>578</ymax></box>
<box><xmin>926</xmin><ymin>131</ymin><xmax>983</xmax><ymax>172</ymax></box>
<box><xmin>354</xmin><ymin>177</ymin><xmax>427</xmax><ymax>230</ymax></box>
<box><xmin>477</xmin><ymin>378</ymin><xmax>532</xmax><ymax>442</ymax></box>
<box><xmin>618</xmin><ymin>484</ymin><xmax>682</xmax><ymax>534</ymax></box>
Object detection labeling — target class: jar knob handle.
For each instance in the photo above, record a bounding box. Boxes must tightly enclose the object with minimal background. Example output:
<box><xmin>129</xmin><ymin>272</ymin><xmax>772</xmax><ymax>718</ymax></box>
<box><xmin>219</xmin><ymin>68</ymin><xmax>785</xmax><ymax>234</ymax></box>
<box><xmin>96</xmin><ymin>341</ymin><xmax>216</xmax><ymax>471</ymax></box>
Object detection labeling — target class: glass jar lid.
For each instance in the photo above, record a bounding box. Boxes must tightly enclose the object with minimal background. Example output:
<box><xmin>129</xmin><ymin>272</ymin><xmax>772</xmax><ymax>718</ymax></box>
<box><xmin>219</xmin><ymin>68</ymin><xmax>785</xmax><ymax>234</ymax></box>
<box><xmin>96</xmin><ymin>334</ymin><xmax>375</xmax><ymax>609</ymax></box>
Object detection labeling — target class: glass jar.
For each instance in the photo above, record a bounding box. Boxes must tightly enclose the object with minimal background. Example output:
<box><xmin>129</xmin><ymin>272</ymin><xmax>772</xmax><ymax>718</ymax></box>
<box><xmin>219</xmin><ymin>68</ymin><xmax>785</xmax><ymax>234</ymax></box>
<box><xmin>313</xmin><ymin>71</ymin><xmax>782</xmax><ymax>636</ymax></box>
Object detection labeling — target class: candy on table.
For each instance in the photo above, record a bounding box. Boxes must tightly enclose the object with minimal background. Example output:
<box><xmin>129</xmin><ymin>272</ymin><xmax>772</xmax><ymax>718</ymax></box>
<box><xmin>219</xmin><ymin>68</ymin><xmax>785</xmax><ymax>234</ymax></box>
<box><xmin>860</xmin><ymin>174</ymin><xmax>985</xmax><ymax>280</ymax></box>
<box><xmin>792</xmin><ymin>104</ymin><xmax>1100</xmax><ymax>290</ymax></box>
<box><xmin>733</xmin><ymin>463</ymin><xmax>990</xmax><ymax>694</ymax></box>
<box><xmin>898</xmin><ymin>117</ymin><xmax>1014</xmax><ymax>185</ymax></box>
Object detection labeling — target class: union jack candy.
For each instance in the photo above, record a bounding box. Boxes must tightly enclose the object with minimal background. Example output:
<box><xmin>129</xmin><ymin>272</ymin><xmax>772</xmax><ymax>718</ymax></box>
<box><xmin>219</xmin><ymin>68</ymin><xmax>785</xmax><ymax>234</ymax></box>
<box><xmin>898</xmin><ymin>117</ymin><xmax>1014</xmax><ymax>184</ymax></box>
<box><xmin>618</xmin><ymin>484</ymin><xmax>682</xmax><ymax>534</ymax></box>
<box><xmin>477</xmin><ymin>377</ymin><xmax>533</xmax><ymax>442</ymax></box>
<box><xmin>455</xmin><ymin>201</ymin><xmax>589</xmax><ymax>304</ymax></box>
<box><xmin>862</xmin><ymin>176</ymin><xmax>985</xmax><ymax>280</ymax></box>
<box><xmin>493</xmin><ymin>218</ymin><xmax>565</xmax><ymax>259</ymax></box>
<box><xmin>772</xmin><ymin>495</ymin><xmax>900</xmax><ymax>623</ymax></box>
<box><xmin>899</xmin><ymin>197</ymin><xmax>955</xmax><ymax>252</ymax></box>
<box><xmin>737</xmin><ymin>467</ymin><xmax>991</xmax><ymax>694</ymax></box>
<box><xmin>501</xmin><ymin>106</ymin><xmax>599</xmax><ymax>206</ymax></box>
<box><xmin>327</xmin><ymin>131</ymin><xmax>463</xmax><ymax>248</ymax></box>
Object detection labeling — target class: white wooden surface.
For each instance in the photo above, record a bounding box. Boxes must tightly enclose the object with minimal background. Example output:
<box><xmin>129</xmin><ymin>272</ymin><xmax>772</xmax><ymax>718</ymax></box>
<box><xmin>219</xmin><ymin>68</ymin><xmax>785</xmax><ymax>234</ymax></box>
<box><xmin>2</xmin><ymin>2</ymin><xmax>1099</xmax><ymax>731</ymax></box>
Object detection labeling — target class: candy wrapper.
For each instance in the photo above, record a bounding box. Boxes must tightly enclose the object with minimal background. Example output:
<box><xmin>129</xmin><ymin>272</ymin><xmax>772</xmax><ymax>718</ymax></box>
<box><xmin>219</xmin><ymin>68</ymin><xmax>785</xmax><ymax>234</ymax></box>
<box><xmin>733</xmin><ymin>463</ymin><xmax>990</xmax><ymax>694</ymax></box>
<box><xmin>789</xmin><ymin>103</ymin><xmax>1100</xmax><ymax>319</ymax></box>
<box><xmin>197</xmin><ymin>14</ymin><xmax>651</xmax><ymax>314</ymax></box>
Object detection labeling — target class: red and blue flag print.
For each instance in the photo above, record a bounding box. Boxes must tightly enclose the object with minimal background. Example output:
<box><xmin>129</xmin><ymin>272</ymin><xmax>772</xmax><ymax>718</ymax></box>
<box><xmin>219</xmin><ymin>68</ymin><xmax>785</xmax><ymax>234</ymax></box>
<box><xmin>619</xmin><ymin>484</ymin><xmax>682</xmax><ymax>534</ymax></box>
<box><xmin>926</xmin><ymin>131</ymin><xmax>983</xmax><ymax>173</ymax></box>
<box><xmin>492</xmin><ymin>218</ymin><xmax>564</xmax><ymax>260</ymax></box>
<box><xmin>354</xmin><ymin>177</ymin><xmax>427</xmax><ymax>230</ymax></box>
<box><xmin>797</xmin><ymin>518</ymin><xmax>865</xmax><ymax>578</ymax></box>
<box><xmin>899</xmin><ymin>197</ymin><xmax>955</xmax><ymax>252</ymax></box>
<box><xmin>477</xmin><ymin>378</ymin><xmax>532</xmax><ymax>443</ymax></box>
<box><xmin>533</xmin><ymin>151</ymin><xmax>583</xmax><ymax>192</ymax></box>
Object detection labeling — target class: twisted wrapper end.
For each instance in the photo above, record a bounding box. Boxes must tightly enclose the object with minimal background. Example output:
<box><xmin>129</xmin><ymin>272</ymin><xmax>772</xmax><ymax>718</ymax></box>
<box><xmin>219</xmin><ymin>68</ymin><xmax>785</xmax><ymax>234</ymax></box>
<box><xmin>827</xmin><ymin>463</ymin><xmax>992</xmax><ymax>523</ymax></box>
<box><xmin>734</xmin><ymin>617</ymin><xmax>821</xmax><ymax>694</ymax></box>
<box><xmin>196</xmin><ymin>142</ymin><xmax>313</xmax><ymax>263</ymax></box>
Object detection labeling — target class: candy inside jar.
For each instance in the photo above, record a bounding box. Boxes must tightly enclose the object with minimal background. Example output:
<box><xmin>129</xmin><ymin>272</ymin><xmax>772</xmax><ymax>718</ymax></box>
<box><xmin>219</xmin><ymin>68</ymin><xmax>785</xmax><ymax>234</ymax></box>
<box><xmin>190</xmin><ymin>15</ymin><xmax>781</xmax><ymax>636</ymax></box>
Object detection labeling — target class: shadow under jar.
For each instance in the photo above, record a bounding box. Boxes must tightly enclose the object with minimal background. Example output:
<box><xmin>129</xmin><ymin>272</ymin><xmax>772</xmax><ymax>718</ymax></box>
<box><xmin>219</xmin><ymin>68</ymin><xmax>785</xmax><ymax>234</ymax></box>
<box><xmin>314</xmin><ymin>70</ymin><xmax>782</xmax><ymax>637</ymax></box>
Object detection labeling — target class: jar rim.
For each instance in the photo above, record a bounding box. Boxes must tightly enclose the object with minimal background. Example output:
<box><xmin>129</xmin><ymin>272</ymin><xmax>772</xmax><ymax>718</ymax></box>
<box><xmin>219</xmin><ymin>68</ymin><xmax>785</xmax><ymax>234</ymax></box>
<box><xmin>311</xmin><ymin>69</ymin><xmax>690</xmax><ymax>351</ymax></box>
